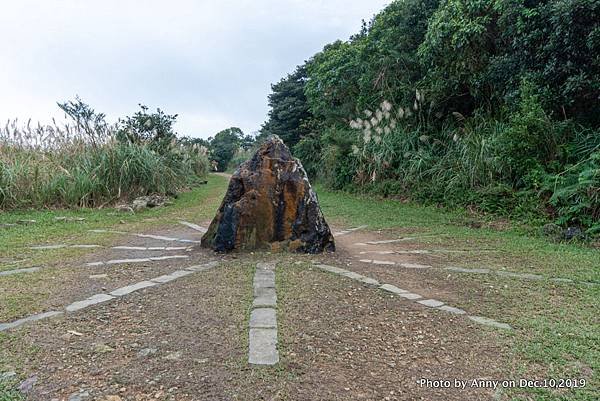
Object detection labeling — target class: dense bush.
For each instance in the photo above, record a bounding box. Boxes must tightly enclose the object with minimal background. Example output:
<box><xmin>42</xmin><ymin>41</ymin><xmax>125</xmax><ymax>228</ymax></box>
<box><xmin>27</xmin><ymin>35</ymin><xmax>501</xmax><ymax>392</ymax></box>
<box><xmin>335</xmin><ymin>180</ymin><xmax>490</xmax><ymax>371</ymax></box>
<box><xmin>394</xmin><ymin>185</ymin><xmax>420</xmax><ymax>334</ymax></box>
<box><xmin>260</xmin><ymin>0</ymin><xmax>600</xmax><ymax>236</ymax></box>
<box><xmin>0</xmin><ymin>100</ymin><xmax>209</xmax><ymax>210</ymax></box>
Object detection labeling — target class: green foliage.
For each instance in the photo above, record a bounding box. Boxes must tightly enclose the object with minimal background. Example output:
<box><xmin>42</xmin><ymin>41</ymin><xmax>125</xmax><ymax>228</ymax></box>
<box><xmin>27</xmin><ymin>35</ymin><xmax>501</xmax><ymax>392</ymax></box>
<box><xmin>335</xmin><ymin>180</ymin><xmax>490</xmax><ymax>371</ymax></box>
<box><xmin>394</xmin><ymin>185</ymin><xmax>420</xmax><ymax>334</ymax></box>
<box><xmin>305</xmin><ymin>40</ymin><xmax>364</xmax><ymax>124</ymax></box>
<box><xmin>0</xmin><ymin>100</ymin><xmax>209</xmax><ymax>210</ymax></box>
<box><xmin>116</xmin><ymin>104</ymin><xmax>178</xmax><ymax>152</ymax></box>
<box><xmin>260</xmin><ymin>0</ymin><xmax>600</xmax><ymax>235</ymax></box>
<box><xmin>0</xmin><ymin>379</ymin><xmax>23</xmax><ymax>401</ymax></box>
<box><xmin>259</xmin><ymin>65</ymin><xmax>312</xmax><ymax>147</ymax></box>
<box><xmin>208</xmin><ymin>127</ymin><xmax>246</xmax><ymax>172</ymax></box>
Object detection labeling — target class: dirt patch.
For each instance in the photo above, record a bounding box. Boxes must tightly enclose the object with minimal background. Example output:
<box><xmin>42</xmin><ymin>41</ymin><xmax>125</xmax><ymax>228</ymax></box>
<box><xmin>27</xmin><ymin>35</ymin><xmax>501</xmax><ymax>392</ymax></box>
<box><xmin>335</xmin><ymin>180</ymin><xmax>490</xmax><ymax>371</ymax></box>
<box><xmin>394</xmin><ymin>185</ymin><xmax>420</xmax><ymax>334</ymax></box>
<box><xmin>5</xmin><ymin>260</ymin><xmax>255</xmax><ymax>401</ymax></box>
<box><xmin>0</xmin><ymin>225</ymin><xmax>213</xmax><ymax>322</ymax></box>
<box><xmin>277</xmin><ymin>261</ymin><xmax>510</xmax><ymax>400</ymax></box>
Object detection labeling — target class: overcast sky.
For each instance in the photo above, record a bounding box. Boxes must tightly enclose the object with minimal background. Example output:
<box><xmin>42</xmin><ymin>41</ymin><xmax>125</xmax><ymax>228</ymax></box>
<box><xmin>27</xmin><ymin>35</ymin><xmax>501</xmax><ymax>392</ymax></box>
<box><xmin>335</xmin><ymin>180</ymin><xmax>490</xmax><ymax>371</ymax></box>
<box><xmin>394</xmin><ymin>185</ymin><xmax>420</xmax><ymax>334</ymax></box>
<box><xmin>0</xmin><ymin>0</ymin><xmax>389</xmax><ymax>138</ymax></box>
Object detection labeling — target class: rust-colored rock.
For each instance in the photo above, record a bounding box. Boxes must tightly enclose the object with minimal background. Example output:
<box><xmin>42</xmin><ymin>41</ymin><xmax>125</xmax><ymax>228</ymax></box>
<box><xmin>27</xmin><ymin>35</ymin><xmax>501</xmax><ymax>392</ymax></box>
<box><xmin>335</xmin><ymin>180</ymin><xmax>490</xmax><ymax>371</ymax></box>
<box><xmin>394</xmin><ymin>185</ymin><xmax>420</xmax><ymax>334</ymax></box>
<box><xmin>201</xmin><ymin>136</ymin><xmax>335</xmax><ymax>253</ymax></box>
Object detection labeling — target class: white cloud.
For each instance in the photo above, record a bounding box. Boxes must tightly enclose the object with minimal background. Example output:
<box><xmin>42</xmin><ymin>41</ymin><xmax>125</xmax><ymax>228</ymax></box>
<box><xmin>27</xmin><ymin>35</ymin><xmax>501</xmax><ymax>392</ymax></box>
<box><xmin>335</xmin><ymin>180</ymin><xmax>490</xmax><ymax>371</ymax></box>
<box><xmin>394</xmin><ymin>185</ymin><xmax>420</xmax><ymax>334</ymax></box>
<box><xmin>0</xmin><ymin>0</ymin><xmax>389</xmax><ymax>138</ymax></box>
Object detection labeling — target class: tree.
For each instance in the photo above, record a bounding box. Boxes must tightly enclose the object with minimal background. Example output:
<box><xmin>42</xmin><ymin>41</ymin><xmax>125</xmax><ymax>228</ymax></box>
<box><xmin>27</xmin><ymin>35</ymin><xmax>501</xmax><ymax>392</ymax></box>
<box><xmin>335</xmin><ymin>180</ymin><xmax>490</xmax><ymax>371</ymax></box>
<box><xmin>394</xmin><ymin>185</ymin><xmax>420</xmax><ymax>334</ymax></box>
<box><xmin>209</xmin><ymin>127</ymin><xmax>245</xmax><ymax>171</ymax></box>
<box><xmin>117</xmin><ymin>105</ymin><xmax>178</xmax><ymax>150</ymax></box>
<box><xmin>259</xmin><ymin>64</ymin><xmax>312</xmax><ymax>147</ymax></box>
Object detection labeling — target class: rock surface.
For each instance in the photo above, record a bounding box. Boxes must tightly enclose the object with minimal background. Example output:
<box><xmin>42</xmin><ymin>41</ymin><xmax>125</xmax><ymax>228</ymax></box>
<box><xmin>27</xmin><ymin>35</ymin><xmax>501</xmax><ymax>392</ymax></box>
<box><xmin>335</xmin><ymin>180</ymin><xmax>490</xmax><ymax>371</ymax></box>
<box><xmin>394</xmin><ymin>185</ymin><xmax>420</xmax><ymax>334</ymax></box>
<box><xmin>202</xmin><ymin>136</ymin><xmax>335</xmax><ymax>253</ymax></box>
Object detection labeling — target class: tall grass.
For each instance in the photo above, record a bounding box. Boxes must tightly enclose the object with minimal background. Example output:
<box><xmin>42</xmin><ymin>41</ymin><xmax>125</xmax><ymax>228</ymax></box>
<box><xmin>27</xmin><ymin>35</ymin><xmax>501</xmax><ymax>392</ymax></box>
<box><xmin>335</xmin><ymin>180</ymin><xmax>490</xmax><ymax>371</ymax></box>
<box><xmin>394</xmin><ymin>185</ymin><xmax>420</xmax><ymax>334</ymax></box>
<box><xmin>0</xmin><ymin>118</ymin><xmax>209</xmax><ymax>210</ymax></box>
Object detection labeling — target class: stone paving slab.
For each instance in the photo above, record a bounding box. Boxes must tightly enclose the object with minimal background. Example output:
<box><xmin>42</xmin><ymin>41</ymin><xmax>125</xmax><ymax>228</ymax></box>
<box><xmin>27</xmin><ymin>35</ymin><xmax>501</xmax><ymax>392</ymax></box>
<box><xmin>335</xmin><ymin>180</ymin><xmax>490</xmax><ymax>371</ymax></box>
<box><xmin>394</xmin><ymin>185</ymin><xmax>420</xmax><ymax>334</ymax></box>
<box><xmin>66</xmin><ymin>294</ymin><xmax>115</xmax><ymax>312</ymax></box>
<box><xmin>179</xmin><ymin>221</ymin><xmax>208</xmax><ymax>233</ymax></box>
<box><xmin>445</xmin><ymin>266</ymin><xmax>490</xmax><ymax>274</ymax></box>
<box><xmin>340</xmin><ymin>271</ymin><xmax>366</xmax><ymax>280</ymax></box>
<box><xmin>256</xmin><ymin>261</ymin><xmax>277</xmax><ymax>271</ymax></box>
<box><xmin>496</xmin><ymin>271</ymin><xmax>543</xmax><ymax>280</ymax></box>
<box><xmin>314</xmin><ymin>264</ymin><xmax>348</xmax><ymax>274</ymax></box>
<box><xmin>30</xmin><ymin>244</ymin><xmax>66</xmax><ymax>250</ymax></box>
<box><xmin>333</xmin><ymin>225</ymin><xmax>368</xmax><ymax>236</ymax></box>
<box><xmin>359</xmin><ymin>276</ymin><xmax>380</xmax><ymax>286</ymax></box>
<box><xmin>112</xmin><ymin>246</ymin><xmax>189</xmax><ymax>251</ymax></box>
<box><xmin>439</xmin><ymin>305</ymin><xmax>466</xmax><ymax>315</ymax></box>
<box><xmin>110</xmin><ymin>281</ymin><xmax>158</xmax><ymax>297</ymax></box>
<box><xmin>250</xmin><ymin>308</ymin><xmax>277</xmax><ymax>328</ymax></box>
<box><xmin>468</xmin><ymin>315</ymin><xmax>512</xmax><ymax>330</ymax></box>
<box><xmin>177</xmin><ymin>239</ymin><xmax>202</xmax><ymax>244</ymax></box>
<box><xmin>417</xmin><ymin>299</ymin><xmax>445</xmax><ymax>308</ymax></box>
<box><xmin>248</xmin><ymin>328</ymin><xmax>279</xmax><ymax>365</ymax></box>
<box><xmin>400</xmin><ymin>263</ymin><xmax>431</xmax><ymax>269</ymax></box>
<box><xmin>398</xmin><ymin>292</ymin><xmax>423</xmax><ymax>300</ymax></box>
<box><xmin>379</xmin><ymin>284</ymin><xmax>408</xmax><ymax>295</ymax></box>
<box><xmin>106</xmin><ymin>258</ymin><xmax>152</xmax><ymax>265</ymax></box>
<box><xmin>0</xmin><ymin>311</ymin><xmax>63</xmax><ymax>332</ymax></box>
<box><xmin>185</xmin><ymin>261</ymin><xmax>220</xmax><ymax>272</ymax></box>
<box><xmin>312</xmin><ymin>262</ymin><xmax>514</xmax><ymax>331</ymax></box>
<box><xmin>135</xmin><ymin>234</ymin><xmax>179</xmax><ymax>241</ymax></box>
<box><xmin>150</xmin><ymin>274</ymin><xmax>180</xmax><ymax>283</ymax></box>
<box><xmin>0</xmin><ymin>267</ymin><xmax>41</xmax><ymax>276</ymax></box>
<box><xmin>149</xmin><ymin>255</ymin><xmax>189</xmax><ymax>261</ymax></box>
<box><xmin>254</xmin><ymin>276</ymin><xmax>275</xmax><ymax>289</ymax></box>
<box><xmin>253</xmin><ymin>288</ymin><xmax>277</xmax><ymax>307</ymax></box>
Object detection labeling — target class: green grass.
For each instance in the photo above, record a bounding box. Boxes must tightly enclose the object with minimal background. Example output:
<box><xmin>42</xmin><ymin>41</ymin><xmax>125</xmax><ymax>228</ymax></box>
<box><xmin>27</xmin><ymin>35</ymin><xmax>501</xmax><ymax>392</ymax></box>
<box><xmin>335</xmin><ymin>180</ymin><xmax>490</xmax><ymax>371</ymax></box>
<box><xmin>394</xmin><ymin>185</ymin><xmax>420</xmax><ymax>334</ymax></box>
<box><xmin>0</xmin><ymin>379</ymin><xmax>23</xmax><ymax>401</ymax></box>
<box><xmin>317</xmin><ymin>185</ymin><xmax>599</xmax><ymax>401</ymax></box>
<box><xmin>0</xmin><ymin>174</ymin><xmax>228</xmax><ymax>323</ymax></box>
<box><xmin>0</xmin><ymin>175</ymin><xmax>228</xmax><ymax>271</ymax></box>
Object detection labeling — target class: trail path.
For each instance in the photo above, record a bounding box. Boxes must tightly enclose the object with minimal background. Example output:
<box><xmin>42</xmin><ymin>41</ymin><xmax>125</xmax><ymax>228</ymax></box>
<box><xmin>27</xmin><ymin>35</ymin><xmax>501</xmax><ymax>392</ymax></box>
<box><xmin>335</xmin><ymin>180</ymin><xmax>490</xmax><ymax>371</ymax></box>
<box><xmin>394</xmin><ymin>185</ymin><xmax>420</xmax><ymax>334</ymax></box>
<box><xmin>2</xmin><ymin>174</ymin><xmax>593</xmax><ymax>400</ymax></box>
<box><xmin>1</xmin><ymin>218</ymin><xmax>520</xmax><ymax>401</ymax></box>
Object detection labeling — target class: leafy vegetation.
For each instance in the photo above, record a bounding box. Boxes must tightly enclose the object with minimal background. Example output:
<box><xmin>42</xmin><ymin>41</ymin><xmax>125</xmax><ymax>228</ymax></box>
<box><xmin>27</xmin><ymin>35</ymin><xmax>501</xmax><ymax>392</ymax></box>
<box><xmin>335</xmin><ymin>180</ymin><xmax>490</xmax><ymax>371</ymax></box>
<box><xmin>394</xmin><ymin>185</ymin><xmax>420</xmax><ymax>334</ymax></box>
<box><xmin>260</xmin><ymin>0</ymin><xmax>600</xmax><ymax>237</ymax></box>
<box><xmin>0</xmin><ymin>99</ymin><xmax>209</xmax><ymax>210</ymax></box>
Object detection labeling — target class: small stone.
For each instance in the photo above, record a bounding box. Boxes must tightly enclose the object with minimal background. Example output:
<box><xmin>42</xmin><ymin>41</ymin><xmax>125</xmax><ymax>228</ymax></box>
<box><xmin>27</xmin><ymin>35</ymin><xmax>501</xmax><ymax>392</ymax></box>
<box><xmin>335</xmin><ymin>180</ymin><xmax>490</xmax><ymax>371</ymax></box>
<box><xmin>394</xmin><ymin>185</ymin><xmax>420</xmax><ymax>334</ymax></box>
<box><xmin>94</xmin><ymin>344</ymin><xmax>114</xmax><ymax>354</ymax></box>
<box><xmin>101</xmin><ymin>396</ymin><xmax>122</xmax><ymax>401</ymax></box>
<box><xmin>0</xmin><ymin>371</ymin><xmax>16</xmax><ymax>381</ymax></box>
<box><xmin>564</xmin><ymin>226</ymin><xmax>585</xmax><ymax>241</ymax></box>
<box><xmin>89</xmin><ymin>274</ymin><xmax>108</xmax><ymax>279</ymax></box>
<box><xmin>116</xmin><ymin>205</ymin><xmax>134</xmax><ymax>213</ymax></box>
<box><xmin>18</xmin><ymin>375</ymin><xmax>37</xmax><ymax>393</ymax></box>
<box><xmin>68</xmin><ymin>391</ymin><xmax>90</xmax><ymax>401</ymax></box>
<box><xmin>163</xmin><ymin>351</ymin><xmax>182</xmax><ymax>361</ymax></box>
<box><xmin>137</xmin><ymin>348</ymin><xmax>158</xmax><ymax>358</ymax></box>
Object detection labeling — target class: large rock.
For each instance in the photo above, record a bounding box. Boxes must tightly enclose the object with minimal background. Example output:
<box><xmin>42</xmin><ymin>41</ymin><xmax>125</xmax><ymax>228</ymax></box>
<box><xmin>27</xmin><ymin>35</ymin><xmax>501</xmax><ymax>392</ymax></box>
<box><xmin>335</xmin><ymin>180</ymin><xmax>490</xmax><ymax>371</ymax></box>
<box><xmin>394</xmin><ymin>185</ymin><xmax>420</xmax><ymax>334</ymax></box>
<box><xmin>201</xmin><ymin>136</ymin><xmax>335</xmax><ymax>253</ymax></box>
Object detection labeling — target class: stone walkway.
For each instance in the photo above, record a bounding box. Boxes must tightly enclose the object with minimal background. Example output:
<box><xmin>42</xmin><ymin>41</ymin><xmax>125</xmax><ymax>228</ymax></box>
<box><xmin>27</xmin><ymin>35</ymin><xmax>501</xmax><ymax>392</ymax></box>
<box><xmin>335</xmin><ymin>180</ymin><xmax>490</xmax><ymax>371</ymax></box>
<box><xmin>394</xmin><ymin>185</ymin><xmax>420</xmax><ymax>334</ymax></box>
<box><xmin>314</xmin><ymin>263</ymin><xmax>512</xmax><ymax>330</ymax></box>
<box><xmin>357</xmin><ymin>254</ymin><xmax>593</xmax><ymax>285</ymax></box>
<box><xmin>248</xmin><ymin>262</ymin><xmax>279</xmax><ymax>365</ymax></box>
<box><xmin>0</xmin><ymin>260</ymin><xmax>220</xmax><ymax>332</ymax></box>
